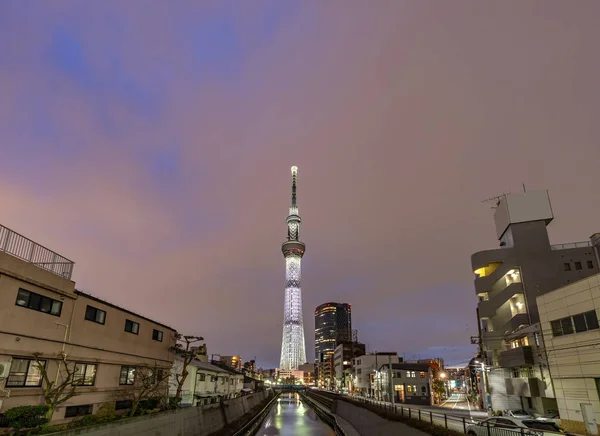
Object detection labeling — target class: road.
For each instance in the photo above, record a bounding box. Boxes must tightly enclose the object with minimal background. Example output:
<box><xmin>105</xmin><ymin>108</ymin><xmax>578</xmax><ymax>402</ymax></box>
<box><xmin>440</xmin><ymin>393</ymin><xmax>475</xmax><ymax>412</ymax></box>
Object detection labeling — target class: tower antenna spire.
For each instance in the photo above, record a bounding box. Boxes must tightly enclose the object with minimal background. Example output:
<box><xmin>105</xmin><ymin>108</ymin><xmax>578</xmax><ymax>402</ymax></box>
<box><xmin>290</xmin><ymin>166</ymin><xmax>298</xmax><ymax>213</ymax></box>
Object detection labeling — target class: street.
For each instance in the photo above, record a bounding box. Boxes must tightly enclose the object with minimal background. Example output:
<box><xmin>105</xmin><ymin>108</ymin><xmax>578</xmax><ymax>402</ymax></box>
<box><xmin>440</xmin><ymin>393</ymin><xmax>474</xmax><ymax>412</ymax></box>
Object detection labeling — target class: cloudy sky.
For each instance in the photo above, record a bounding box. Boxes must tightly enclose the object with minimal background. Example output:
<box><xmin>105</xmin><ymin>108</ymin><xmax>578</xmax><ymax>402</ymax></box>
<box><xmin>1</xmin><ymin>1</ymin><xmax>599</xmax><ymax>368</ymax></box>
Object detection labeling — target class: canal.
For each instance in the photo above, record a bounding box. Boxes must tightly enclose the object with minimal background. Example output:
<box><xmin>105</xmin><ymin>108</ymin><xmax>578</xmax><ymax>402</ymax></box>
<box><xmin>257</xmin><ymin>393</ymin><xmax>335</xmax><ymax>436</ymax></box>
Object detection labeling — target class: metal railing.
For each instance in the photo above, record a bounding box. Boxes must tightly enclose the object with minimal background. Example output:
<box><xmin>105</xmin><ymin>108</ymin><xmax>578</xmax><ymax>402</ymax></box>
<box><xmin>551</xmin><ymin>241</ymin><xmax>592</xmax><ymax>250</ymax></box>
<box><xmin>0</xmin><ymin>224</ymin><xmax>74</xmax><ymax>280</ymax></box>
<box><xmin>346</xmin><ymin>396</ymin><xmax>568</xmax><ymax>436</ymax></box>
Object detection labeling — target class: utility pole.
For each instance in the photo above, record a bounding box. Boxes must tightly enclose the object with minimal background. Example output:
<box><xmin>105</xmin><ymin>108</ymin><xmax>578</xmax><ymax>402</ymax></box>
<box><xmin>388</xmin><ymin>354</ymin><xmax>395</xmax><ymax>406</ymax></box>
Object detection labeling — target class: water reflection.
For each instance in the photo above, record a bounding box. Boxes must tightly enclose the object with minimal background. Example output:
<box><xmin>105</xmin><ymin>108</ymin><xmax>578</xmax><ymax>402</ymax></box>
<box><xmin>259</xmin><ymin>393</ymin><xmax>334</xmax><ymax>436</ymax></box>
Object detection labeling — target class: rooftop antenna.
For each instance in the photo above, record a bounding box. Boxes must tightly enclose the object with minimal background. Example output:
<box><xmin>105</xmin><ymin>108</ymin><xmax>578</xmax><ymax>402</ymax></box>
<box><xmin>481</xmin><ymin>192</ymin><xmax>510</xmax><ymax>209</ymax></box>
<box><xmin>522</xmin><ymin>183</ymin><xmax>527</xmax><ymax>193</ymax></box>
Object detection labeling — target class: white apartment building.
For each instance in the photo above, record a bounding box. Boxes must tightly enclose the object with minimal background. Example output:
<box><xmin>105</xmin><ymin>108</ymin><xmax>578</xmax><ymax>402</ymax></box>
<box><xmin>352</xmin><ymin>352</ymin><xmax>399</xmax><ymax>397</ymax></box>
<box><xmin>169</xmin><ymin>357</ymin><xmax>244</xmax><ymax>406</ymax></box>
<box><xmin>537</xmin><ymin>273</ymin><xmax>600</xmax><ymax>436</ymax></box>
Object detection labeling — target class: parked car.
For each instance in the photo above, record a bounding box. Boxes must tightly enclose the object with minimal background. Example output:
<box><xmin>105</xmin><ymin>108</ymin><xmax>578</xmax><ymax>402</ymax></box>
<box><xmin>505</xmin><ymin>409</ymin><xmax>534</xmax><ymax>419</ymax></box>
<box><xmin>466</xmin><ymin>417</ymin><xmax>573</xmax><ymax>436</ymax></box>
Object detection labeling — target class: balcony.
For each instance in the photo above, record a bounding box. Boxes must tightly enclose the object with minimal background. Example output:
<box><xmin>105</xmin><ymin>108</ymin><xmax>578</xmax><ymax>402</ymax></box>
<box><xmin>551</xmin><ymin>241</ymin><xmax>592</xmax><ymax>250</ymax></box>
<box><xmin>497</xmin><ymin>346</ymin><xmax>534</xmax><ymax>368</ymax></box>
<box><xmin>0</xmin><ymin>224</ymin><xmax>74</xmax><ymax>280</ymax></box>
<box><xmin>500</xmin><ymin>313</ymin><xmax>530</xmax><ymax>335</ymax></box>
<box><xmin>479</xmin><ymin>282</ymin><xmax>524</xmax><ymax>318</ymax></box>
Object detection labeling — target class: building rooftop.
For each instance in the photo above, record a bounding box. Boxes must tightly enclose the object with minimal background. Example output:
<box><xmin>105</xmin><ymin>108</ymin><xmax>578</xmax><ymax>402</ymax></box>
<box><xmin>75</xmin><ymin>290</ymin><xmax>177</xmax><ymax>332</ymax></box>
<box><xmin>0</xmin><ymin>224</ymin><xmax>75</xmax><ymax>280</ymax></box>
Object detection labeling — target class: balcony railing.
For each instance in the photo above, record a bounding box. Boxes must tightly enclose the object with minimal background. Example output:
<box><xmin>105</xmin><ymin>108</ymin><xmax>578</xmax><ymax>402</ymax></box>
<box><xmin>551</xmin><ymin>241</ymin><xmax>592</xmax><ymax>250</ymax></box>
<box><xmin>0</xmin><ymin>224</ymin><xmax>74</xmax><ymax>280</ymax></box>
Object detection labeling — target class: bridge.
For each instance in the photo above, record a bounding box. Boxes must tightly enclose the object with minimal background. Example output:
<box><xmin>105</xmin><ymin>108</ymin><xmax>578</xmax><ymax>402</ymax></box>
<box><xmin>271</xmin><ymin>384</ymin><xmax>308</xmax><ymax>391</ymax></box>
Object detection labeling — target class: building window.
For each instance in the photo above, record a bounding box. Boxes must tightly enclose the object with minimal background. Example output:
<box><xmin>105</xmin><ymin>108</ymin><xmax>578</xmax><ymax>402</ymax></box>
<box><xmin>119</xmin><ymin>366</ymin><xmax>136</xmax><ymax>385</ymax></box>
<box><xmin>421</xmin><ymin>386</ymin><xmax>426</xmax><ymax>394</ymax></box>
<box><xmin>220</xmin><ymin>378</ymin><xmax>224</xmax><ymax>385</ymax></box>
<box><xmin>575</xmin><ymin>261</ymin><xmax>583</xmax><ymax>271</ymax></box>
<box><xmin>6</xmin><ymin>359</ymin><xmax>46</xmax><ymax>387</ymax></box>
<box><xmin>551</xmin><ymin>311</ymin><xmax>598</xmax><ymax>337</ymax></box>
<box><xmin>407</xmin><ymin>385</ymin><xmax>412</xmax><ymax>393</ymax></box>
<box><xmin>198</xmin><ymin>373</ymin><xmax>206</xmax><ymax>381</ymax></box>
<box><xmin>15</xmin><ymin>289</ymin><xmax>62</xmax><ymax>317</ymax></box>
<box><xmin>124</xmin><ymin>319</ymin><xmax>139</xmax><ymax>334</ymax></box>
<box><xmin>84</xmin><ymin>305</ymin><xmax>106</xmax><ymax>324</ymax></box>
<box><xmin>115</xmin><ymin>400</ymin><xmax>132</xmax><ymax>411</ymax></box>
<box><xmin>64</xmin><ymin>405</ymin><xmax>92</xmax><ymax>418</ymax></box>
<box><xmin>152</xmin><ymin>329</ymin><xmax>163</xmax><ymax>342</ymax></box>
<box><xmin>564</xmin><ymin>263</ymin><xmax>571</xmax><ymax>271</ymax></box>
<box><xmin>357</xmin><ymin>368</ymin><xmax>362</xmax><ymax>375</ymax></box>
<box><xmin>511</xmin><ymin>368</ymin><xmax>520</xmax><ymax>378</ymax></box>
<box><xmin>588</xmin><ymin>260</ymin><xmax>594</xmax><ymax>269</ymax></box>
<box><xmin>72</xmin><ymin>363</ymin><xmax>97</xmax><ymax>386</ymax></box>
<box><xmin>211</xmin><ymin>376</ymin><xmax>216</xmax><ymax>382</ymax></box>
<box><xmin>420</xmin><ymin>371</ymin><xmax>425</xmax><ymax>378</ymax></box>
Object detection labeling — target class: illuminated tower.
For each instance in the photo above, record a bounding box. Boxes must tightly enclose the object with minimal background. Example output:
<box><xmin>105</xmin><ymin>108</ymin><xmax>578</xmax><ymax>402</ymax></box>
<box><xmin>279</xmin><ymin>166</ymin><xmax>307</xmax><ymax>370</ymax></box>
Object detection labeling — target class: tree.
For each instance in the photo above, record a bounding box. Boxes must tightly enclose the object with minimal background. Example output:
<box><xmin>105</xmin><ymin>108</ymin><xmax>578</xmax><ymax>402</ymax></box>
<box><xmin>432</xmin><ymin>379</ymin><xmax>446</xmax><ymax>404</ymax></box>
<box><xmin>116</xmin><ymin>362</ymin><xmax>171</xmax><ymax>417</ymax></box>
<box><xmin>32</xmin><ymin>352</ymin><xmax>78</xmax><ymax>421</ymax></box>
<box><xmin>171</xmin><ymin>334</ymin><xmax>204</xmax><ymax>405</ymax></box>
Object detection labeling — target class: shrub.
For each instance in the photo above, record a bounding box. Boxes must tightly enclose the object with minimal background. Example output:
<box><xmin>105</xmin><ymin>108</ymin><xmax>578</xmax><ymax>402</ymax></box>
<box><xmin>4</xmin><ymin>405</ymin><xmax>49</xmax><ymax>429</ymax></box>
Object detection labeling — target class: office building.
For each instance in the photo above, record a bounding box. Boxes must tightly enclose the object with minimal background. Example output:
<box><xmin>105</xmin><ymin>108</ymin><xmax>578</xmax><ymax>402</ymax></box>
<box><xmin>314</xmin><ymin>302</ymin><xmax>352</xmax><ymax>362</ymax></box>
<box><xmin>471</xmin><ymin>190</ymin><xmax>600</xmax><ymax>414</ymax></box>
<box><xmin>537</xmin><ymin>273</ymin><xmax>600</xmax><ymax>435</ymax></box>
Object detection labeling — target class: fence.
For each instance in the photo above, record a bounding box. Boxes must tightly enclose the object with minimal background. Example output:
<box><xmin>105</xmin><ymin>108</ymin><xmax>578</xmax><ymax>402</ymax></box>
<box><xmin>349</xmin><ymin>396</ymin><xmax>568</xmax><ymax>436</ymax></box>
<box><xmin>0</xmin><ymin>224</ymin><xmax>74</xmax><ymax>280</ymax></box>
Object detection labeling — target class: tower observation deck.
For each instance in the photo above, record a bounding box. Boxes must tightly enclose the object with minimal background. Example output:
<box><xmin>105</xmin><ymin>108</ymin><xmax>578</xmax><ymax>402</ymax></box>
<box><xmin>279</xmin><ymin>166</ymin><xmax>307</xmax><ymax>370</ymax></box>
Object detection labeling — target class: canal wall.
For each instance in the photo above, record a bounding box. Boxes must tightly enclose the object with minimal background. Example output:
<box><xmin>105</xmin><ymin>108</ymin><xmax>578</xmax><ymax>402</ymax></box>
<box><xmin>333</xmin><ymin>399</ymin><xmax>428</xmax><ymax>436</ymax></box>
<box><xmin>43</xmin><ymin>391</ymin><xmax>271</xmax><ymax>436</ymax></box>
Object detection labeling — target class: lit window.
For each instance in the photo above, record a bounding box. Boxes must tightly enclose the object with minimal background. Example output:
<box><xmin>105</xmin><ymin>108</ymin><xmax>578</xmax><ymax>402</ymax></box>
<box><xmin>6</xmin><ymin>359</ymin><xmax>46</xmax><ymax>387</ymax></box>
<box><xmin>119</xmin><ymin>366</ymin><xmax>135</xmax><ymax>385</ymax></box>
<box><xmin>72</xmin><ymin>363</ymin><xmax>97</xmax><ymax>386</ymax></box>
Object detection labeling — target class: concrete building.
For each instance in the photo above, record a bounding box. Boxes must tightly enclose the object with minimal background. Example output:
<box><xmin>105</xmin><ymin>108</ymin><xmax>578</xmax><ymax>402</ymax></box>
<box><xmin>334</xmin><ymin>341</ymin><xmax>365</xmax><ymax>391</ymax></box>
<box><xmin>297</xmin><ymin>363</ymin><xmax>315</xmax><ymax>386</ymax></box>
<box><xmin>471</xmin><ymin>190</ymin><xmax>600</xmax><ymax>414</ymax></box>
<box><xmin>169</xmin><ymin>357</ymin><xmax>243</xmax><ymax>407</ymax></box>
<box><xmin>315</xmin><ymin>302</ymin><xmax>351</xmax><ymax>389</ymax></box>
<box><xmin>353</xmin><ymin>352</ymin><xmax>399</xmax><ymax>398</ymax></box>
<box><xmin>377</xmin><ymin>363</ymin><xmax>433</xmax><ymax>405</ymax></box>
<box><xmin>537</xmin><ymin>273</ymin><xmax>600</xmax><ymax>435</ymax></box>
<box><xmin>0</xmin><ymin>224</ymin><xmax>177</xmax><ymax>422</ymax></box>
<box><xmin>219</xmin><ymin>355</ymin><xmax>242</xmax><ymax>371</ymax></box>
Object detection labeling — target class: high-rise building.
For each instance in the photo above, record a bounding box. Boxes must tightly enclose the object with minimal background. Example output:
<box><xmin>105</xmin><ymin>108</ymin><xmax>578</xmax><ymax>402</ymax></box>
<box><xmin>471</xmin><ymin>190</ymin><xmax>600</xmax><ymax>414</ymax></box>
<box><xmin>314</xmin><ymin>302</ymin><xmax>352</xmax><ymax>363</ymax></box>
<box><xmin>279</xmin><ymin>166</ymin><xmax>307</xmax><ymax>370</ymax></box>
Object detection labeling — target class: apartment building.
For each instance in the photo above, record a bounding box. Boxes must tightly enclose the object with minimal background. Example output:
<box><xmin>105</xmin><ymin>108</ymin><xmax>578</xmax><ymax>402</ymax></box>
<box><xmin>352</xmin><ymin>352</ymin><xmax>399</xmax><ymax>397</ymax></box>
<box><xmin>537</xmin><ymin>274</ymin><xmax>600</xmax><ymax>435</ymax></box>
<box><xmin>377</xmin><ymin>363</ymin><xmax>433</xmax><ymax>405</ymax></box>
<box><xmin>170</xmin><ymin>357</ymin><xmax>244</xmax><ymax>407</ymax></box>
<box><xmin>333</xmin><ymin>341</ymin><xmax>365</xmax><ymax>391</ymax></box>
<box><xmin>0</xmin><ymin>224</ymin><xmax>176</xmax><ymax>422</ymax></box>
<box><xmin>471</xmin><ymin>190</ymin><xmax>600</xmax><ymax>414</ymax></box>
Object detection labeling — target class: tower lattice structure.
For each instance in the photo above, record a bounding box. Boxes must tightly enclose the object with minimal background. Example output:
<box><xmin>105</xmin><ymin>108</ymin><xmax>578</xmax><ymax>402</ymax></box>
<box><xmin>279</xmin><ymin>166</ymin><xmax>307</xmax><ymax>370</ymax></box>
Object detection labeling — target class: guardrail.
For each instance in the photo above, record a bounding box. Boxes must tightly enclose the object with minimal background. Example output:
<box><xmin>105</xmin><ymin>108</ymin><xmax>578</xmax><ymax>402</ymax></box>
<box><xmin>353</xmin><ymin>397</ymin><xmax>569</xmax><ymax>436</ymax></box>
<box><xmin>0</xmin><ymin>224</ymin><xmax>74</xmax><ymax>279</ymax></box>
<box><xmin>231</xmin><ymin>392</ymin><xmax>280</xmax><ymax>436</ymax></box>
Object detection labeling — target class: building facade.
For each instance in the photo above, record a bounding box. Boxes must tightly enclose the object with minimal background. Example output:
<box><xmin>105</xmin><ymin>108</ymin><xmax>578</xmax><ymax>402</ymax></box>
<box><xmin>352</xmin><ymin>352</ymin><xmax>399</xmax><ymax>397</ymax></box>
<box><xmin>219</xmin><ymin>355</ymin><xmax>242</xmax><ymax>371</ymax></box>
<box><xmin>471</xmin><ymin>190</ymin><xmax>600</xmax><ymax>414</ymax></box>
<box><xmin>334</xmin><ymin>341</ymin><xmax>365</xmax><ymax>391</ymax></box>
<box><xmin>279</xmin><ymin>166</ymin><xmax>307</xmax><ymax>370</ymax></box>
<box><xmin>537</xmin><ymin>273</ymin><xmax>600</xmax><ymax>435</ymax></box>
<box><xmin>314</xmin><ymin>302</ymin><xmax>352</xmax><ymax>362</ymax></box>
<box><xmin>0</xmin><ymin>224</ymin><xmax>177</xmax><ymax>422</ymax></box>
<box><xmin>377</xmin><ymin>363</ymin><xmax>433</xmax><ymax>405</ymax></box>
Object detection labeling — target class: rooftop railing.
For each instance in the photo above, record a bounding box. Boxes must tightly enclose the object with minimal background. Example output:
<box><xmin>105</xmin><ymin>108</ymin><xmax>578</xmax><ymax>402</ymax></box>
<box><xmin>551</xmin><ymin>241</ymin><xmax>592</xmax><ymax>250</ymax></box>
<box><xmin>0</xmin><ymin>224</ymin><xmax>74</xmax><ymax>280</ymax></box>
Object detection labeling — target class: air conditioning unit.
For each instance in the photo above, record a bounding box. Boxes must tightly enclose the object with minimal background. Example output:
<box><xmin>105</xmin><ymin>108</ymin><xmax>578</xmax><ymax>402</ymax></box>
<box><xmin>0</xmin><ymin>362</ymin><xmax>11</xmax><ymax>379</ymax></box>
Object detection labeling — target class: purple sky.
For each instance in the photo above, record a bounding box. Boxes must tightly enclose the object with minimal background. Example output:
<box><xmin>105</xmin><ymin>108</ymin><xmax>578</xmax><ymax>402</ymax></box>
<box><xmin>1</xmin><ymin>1</ymin><xmax>600</xmax><ymax>368</ymax></box>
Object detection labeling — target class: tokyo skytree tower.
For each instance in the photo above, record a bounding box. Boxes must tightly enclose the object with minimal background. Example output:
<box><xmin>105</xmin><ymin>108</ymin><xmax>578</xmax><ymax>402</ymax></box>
<box><xmin>279</xmin><ymin>165</ymin><xmax>307</xmax><ymax>370</ymax></box>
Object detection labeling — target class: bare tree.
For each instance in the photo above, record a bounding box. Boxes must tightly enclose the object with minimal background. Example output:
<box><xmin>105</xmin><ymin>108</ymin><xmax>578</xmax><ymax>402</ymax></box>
<box><xmin>116</xmin><ymin>362</ymin><xmax>171</xmax><ymax>417</ymax></box>
<box><xmin>32</xmin><ymin>352</ymin><xmax>78</xmax><ymax>421</ymax></box>
<box><xmin>171</xmin><ymin>334</ymin><xmax>204</xmax><ymax>405</ymax></box>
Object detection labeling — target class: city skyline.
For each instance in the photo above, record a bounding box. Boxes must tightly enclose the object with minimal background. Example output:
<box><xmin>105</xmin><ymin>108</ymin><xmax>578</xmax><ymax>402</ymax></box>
<box><xmin>1</xmin><ymin>1</ymin><xmax>600</xmax><ymax>369</ymax></box>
